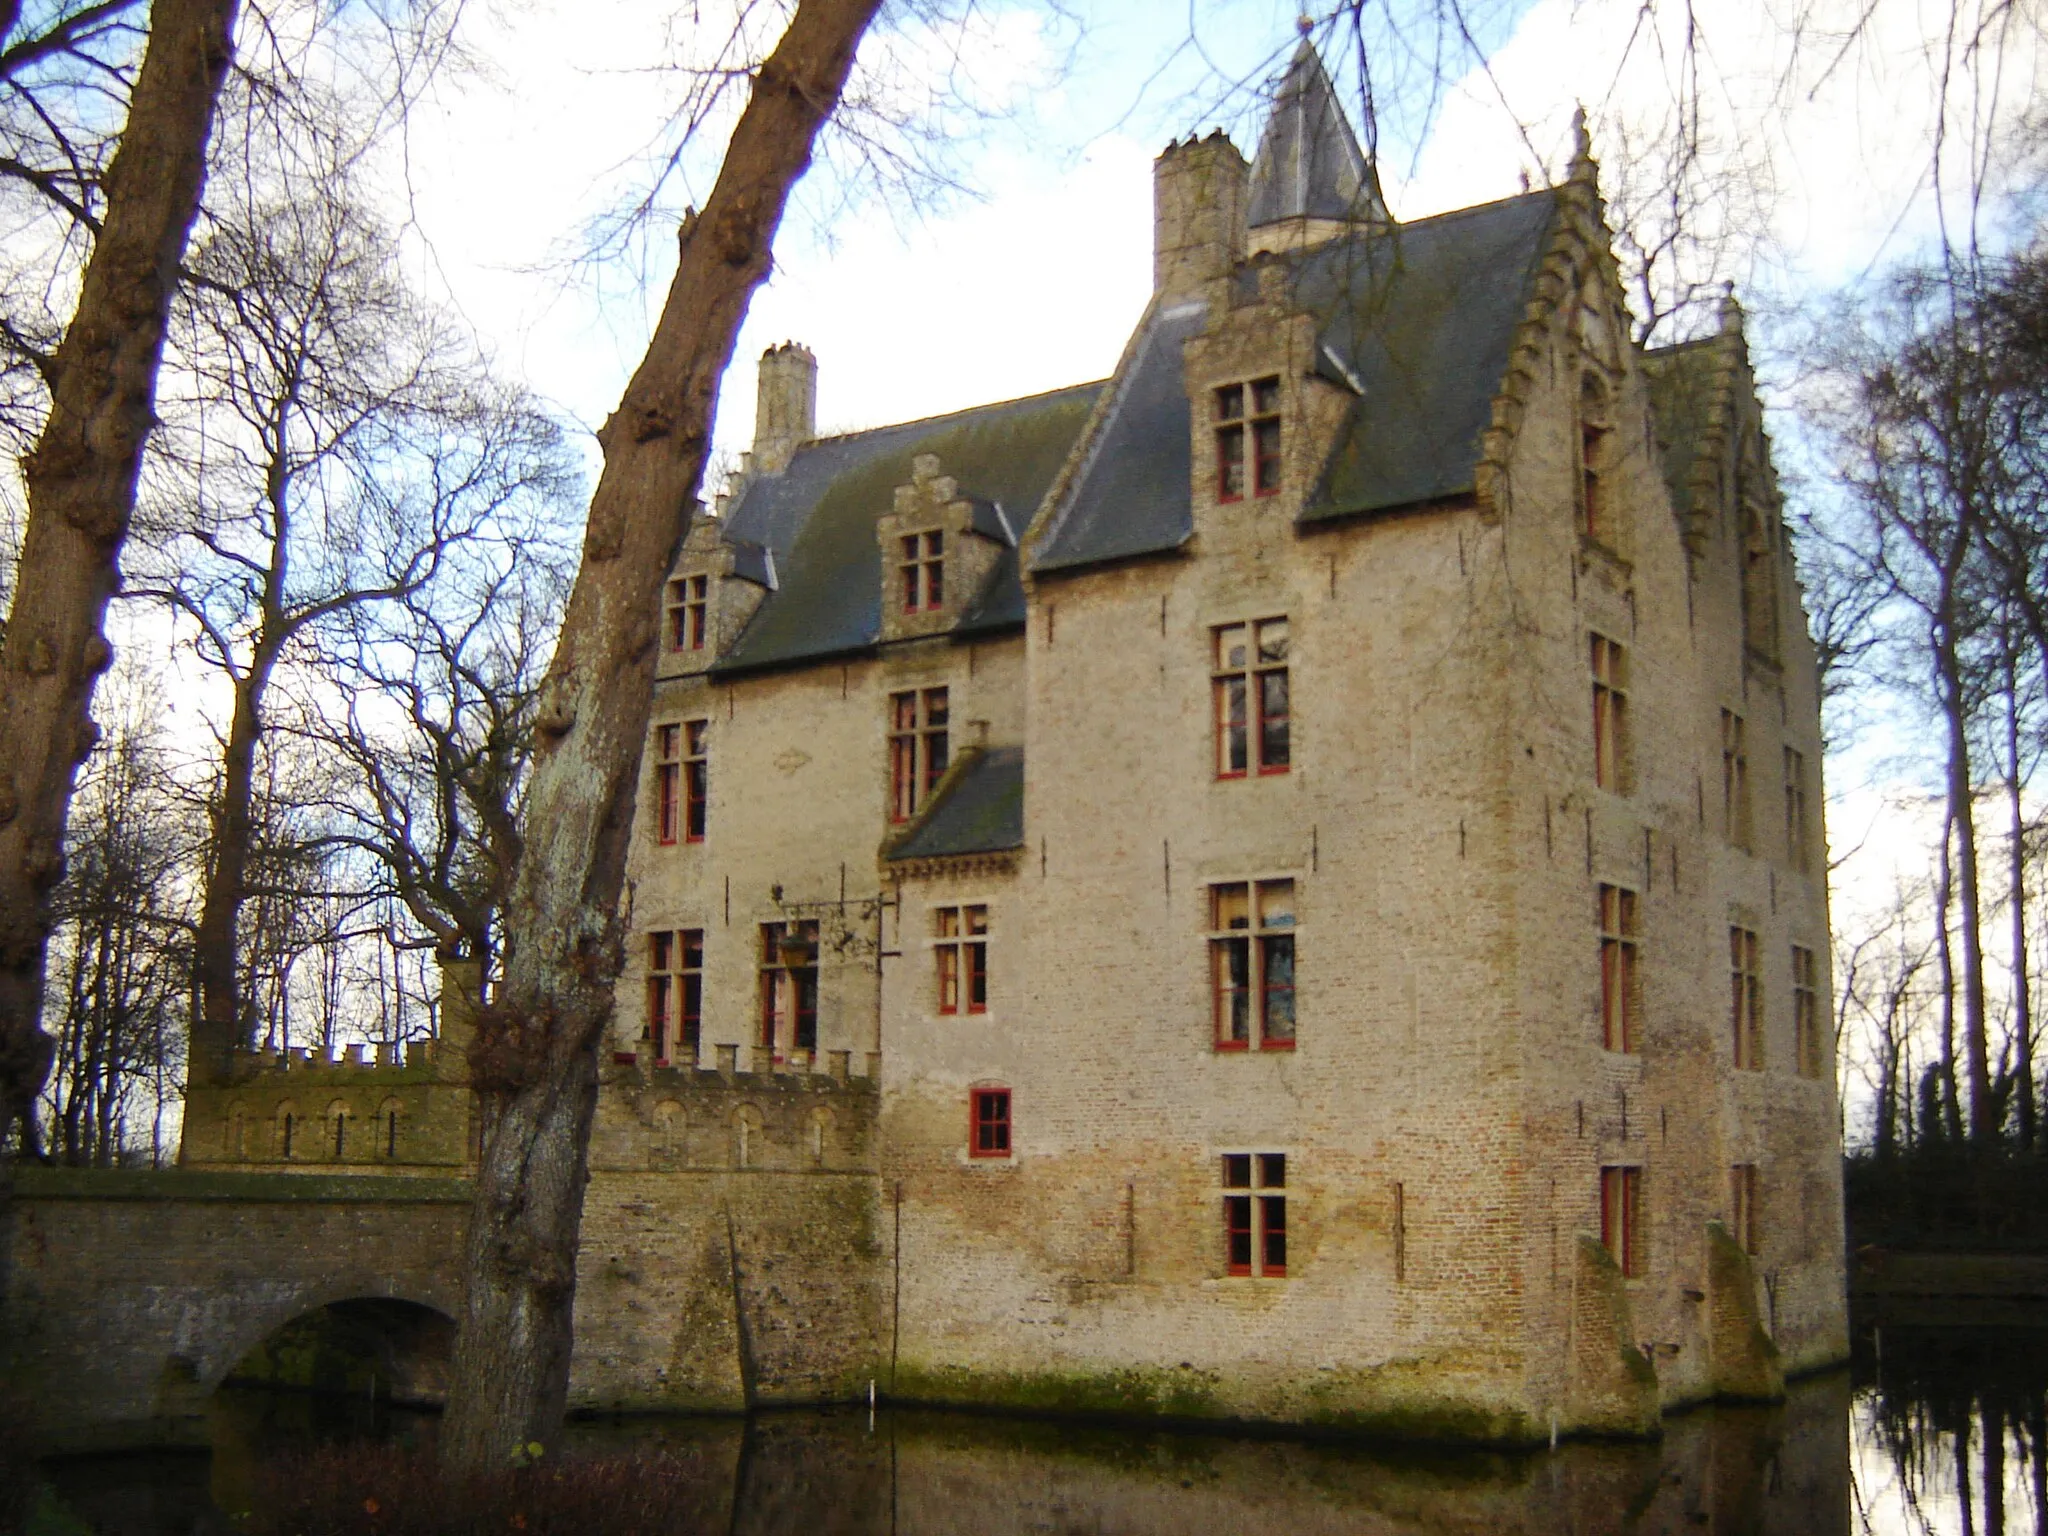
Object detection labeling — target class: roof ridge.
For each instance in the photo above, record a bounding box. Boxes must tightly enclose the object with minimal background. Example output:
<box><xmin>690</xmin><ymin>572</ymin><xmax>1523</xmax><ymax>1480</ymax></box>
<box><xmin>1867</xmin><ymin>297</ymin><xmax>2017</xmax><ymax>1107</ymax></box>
<box><xmin>796</xmin><ymin>378</ymin><xmax>1109</xmax><ymax>455</ymax></box>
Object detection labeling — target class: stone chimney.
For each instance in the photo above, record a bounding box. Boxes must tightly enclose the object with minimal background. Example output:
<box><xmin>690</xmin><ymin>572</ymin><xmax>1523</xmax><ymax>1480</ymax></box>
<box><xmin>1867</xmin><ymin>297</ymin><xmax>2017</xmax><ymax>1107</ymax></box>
<box><xmin>437</xmin><ymin>955</ymin><xmax>482</xmax><ymax>1072</ymax></box>
<box><xmin>752</xmin><ymin>342</ymin><xmax>817</xmax><ymax>475</ymax></box>
<box><xmin>1153</xmin><ymin>130</ymin><xmax>1248</xmax><ymax>300</ymax></box>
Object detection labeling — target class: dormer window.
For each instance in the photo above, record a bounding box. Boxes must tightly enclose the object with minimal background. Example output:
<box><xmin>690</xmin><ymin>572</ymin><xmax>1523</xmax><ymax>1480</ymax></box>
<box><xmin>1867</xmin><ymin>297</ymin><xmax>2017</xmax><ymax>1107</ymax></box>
<box><xmin>900</xmin><ymin>531</ymin><xmax>944</xmax><ymax>613</ymax></box>
<box><xmin>666</xmin><ymin>574</ymin><xmax>709</xmax><ymax>651</ymax></box>
<box><xmin>1216</xmin><ymin>377</ymin><xmax>1282</xmax><ymax>501</ymax></box>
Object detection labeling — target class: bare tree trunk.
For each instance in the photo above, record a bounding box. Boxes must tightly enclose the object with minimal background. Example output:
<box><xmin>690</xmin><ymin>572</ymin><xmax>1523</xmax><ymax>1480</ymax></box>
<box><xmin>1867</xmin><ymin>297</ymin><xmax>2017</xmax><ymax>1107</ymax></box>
<box><xmin>0</xmin><ymin>0</ymin><xmax>239</xmax><ymax>1148</ymax></box>
<box><xmin>191</xmin><ymin>659</ymin><xmax>273</xmax><ymax>1081</ymax></box>
<box><xmin>1938</xmin><ymin>635</ymin><xmax>1996</xmax><ymax>1145</ymax></box>
<box><xmin>1939</xmin><ymin>811</ymin><xmax>1965</xmax><ymax>1144</ymax></box>
<box><xmin>440</xmin><ymin>0</ymin><xmax>883</xmax><ymax>1471</ymax></box>
<box><xmin>2005</xmin><ymin>657</ymin><xmax>2035</xmax><ymax>1149</ymax></box>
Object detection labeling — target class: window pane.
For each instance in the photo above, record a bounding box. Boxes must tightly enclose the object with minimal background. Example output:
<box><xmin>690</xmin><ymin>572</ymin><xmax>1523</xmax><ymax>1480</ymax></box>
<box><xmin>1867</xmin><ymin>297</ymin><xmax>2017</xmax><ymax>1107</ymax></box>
<box><xmin>682</xmin><ymin>930</ymin><xmax>702</xmax><ymax>968</ymax></box>
<box><xmin>1217</xmin><ymin>678</ymin><xmax>1248</xmax><ymax>775</ymax></box>
<box><xmin>651</xmin><ymin>931</ymin><xmax>673</xmax><ymax>970</ymax></box>
<box><xmin>1257</xmin><ymin>880</ymin><xmax>1295</xmax><ymax>928</ymax></box>
<box><xmin>1257</xmin><ymin>1152</ymin><xmax>1285</xmax><ymax>1188</ymax></box>
<box><xmin>1218</xmin><ymin>424</ymin><xmax>1246</xmax><ymax>498</ymax></box>
<box><xmin>966</xmin><ymin>905</ymin><xmax>988</xmax><ymax>935</ymax></box>
<box><xmin>937</xmin><ymin>946</ymin><xmax>959</xmax><ymax>1014</ymax></box>
<box><xmin>893</xmin><ymin>692</ymin><xmax>916</xmax><ymax>730</ymax></box>
<box><xmin>925</xmin><ymin>688</ymin><xmax>949</xmax><ymax>727</ymax></box>
<box><xmin>1260</xmin><ymin>1195</ymin><xmax>1287</xmax><ymax>1273</ymax></box>
<box><xmin>1259</xmin><ymin>671</ymin><xmax>1290</xmax><ymax>768</ymax></box>
<box><xmin>1212</xmin><ymin>884</ymin><xmax>1250</xmax><ymax>930</ymax></box>
<box><xmin>1214</xmin><ymin>938</ymin><xmax>1251</xmax><ymax>1044</ymax></box>
<box><xmin>1222</xmin><ymin>1153</ymin><xmax>1252</xmax><ymax>1188</ymax></box>
<box><xmin>1261</xmin><ymin>935</ymin><xmax>1295</xmax><ymax>1042</ymax></box>
<box><xmin>1253</xmin><ymin>418</ymin><xmax>1282</xmax><ymax>494</ymax></box>
<box><xmin>1251</xmin><ymin>377</ymin><xmax>1281</xmax><ymax>415</ymax></box>
<box><xmin>1216</xmin><ymin>384</ymin><xmax>1244</xmax><ymax>421</ymax></box>
<box><xmin>1215</xmin><ymin>624</ymin><xmax>1247</xmax><ymax>671</ymax></box>
<box><xmin>1256</xmin><ymin>619</ymin><xmax>1289</xmax><ymax>663</ymax></box>
<box><xmin>1225</xmin><ymin>1194</ymin><xmax>1252</xmax><ymax>1272</ymax></box>
<box><xmin>967</xmin><ymin>943</ymin><xmax>987</xmax><ymax>1010</ymax></box>
<box><xmin>936</xmin><ymin>906</ymin><xmax>959</xmax><ymax>938</ymax></box>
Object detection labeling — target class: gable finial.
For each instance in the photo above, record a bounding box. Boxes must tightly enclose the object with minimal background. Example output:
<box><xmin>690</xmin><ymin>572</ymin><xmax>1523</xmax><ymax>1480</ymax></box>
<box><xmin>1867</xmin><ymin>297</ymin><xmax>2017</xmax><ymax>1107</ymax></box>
<box><xmin>1567</xmin><ymin>105</ymin><xmax>1595</xmax><ymax>183</ymax></box>
<box><xmin>1296</xmin><ymin>13</ymin><xmax>1313</xmax><ymax>34</ymax></box>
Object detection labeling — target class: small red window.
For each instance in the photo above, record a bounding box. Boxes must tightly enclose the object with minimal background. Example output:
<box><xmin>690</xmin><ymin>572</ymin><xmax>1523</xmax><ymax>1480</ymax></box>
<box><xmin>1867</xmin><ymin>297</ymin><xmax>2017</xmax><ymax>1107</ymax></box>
<box><xmin>654</xmin><ymin>724</ymin><xmax>681</xmax><ymax>845</ymax></box>
<box><xmin>888</xmin><ymin>686</ymin><xmax>950</xmax><ymax>822</ymax></box>
<box><xmin>1601</xmin><ymin>1165</ymin><xmax>1644</xmax><ymax>1278</ymax></box>
<box><xmin>971</xmin><ymin>1088</ymin><xmax>1010</xmax><ymax>1158</ymax></box>
<box><xmin>901</xmin><ymin>531</ymin><xmax>944</xmax><ymax>613</ymax></box>
<box><xmin>683</xmin><ymin>720</ymin><xmax>708</xmax><ymax>842</ymax></box>
<box><xmin>1222</xmin><ymin>1152</ymin><xmax>1286</xmax><ymax>1276</ymax></box>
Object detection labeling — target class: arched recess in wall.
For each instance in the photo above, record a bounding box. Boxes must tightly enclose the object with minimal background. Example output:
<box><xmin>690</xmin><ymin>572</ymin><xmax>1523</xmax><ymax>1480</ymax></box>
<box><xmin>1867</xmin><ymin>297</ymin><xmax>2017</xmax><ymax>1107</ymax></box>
<box><xmin>809</xmin><ymin>1105</ymin><xmax>834</xmax><ymax>1168</ymax></box>
<box><xmin>225</xmin><ymin>1102</ymin><xmax>249</xmax><ymax>1161</ymax></box>
<box><xmin>652</xmin><ymin>1099</ymin><xmax>684</xmax><ymax>1165</ymax></box>
<box><xmin>1578</xmin><ymin>372</ymin><xmax>1617</xmax><ymax>551</ymax></box>
<box><xmin>377</xmin><ymin>1098</ymin><xmax>402</xmax><ymax>1160</ymax></box>
<box><xmin>731</xmin><ymin>1104</ymin><xmax>764</xmax><ymax>1170</ymax></box>
<box><xmin>275</xmin><ymin>1101</ymin><xmax>299</xmax><ymax>1160</ymax></box>
<box><xmin>326</xmin><ymin>1099</ymin><xmax>353</xmax><ymax>1161</ymax></box>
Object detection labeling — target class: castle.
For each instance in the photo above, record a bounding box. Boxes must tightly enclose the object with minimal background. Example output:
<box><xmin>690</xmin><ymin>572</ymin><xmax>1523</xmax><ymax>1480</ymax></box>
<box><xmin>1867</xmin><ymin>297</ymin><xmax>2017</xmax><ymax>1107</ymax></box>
<box><xmin>180</xmin><ymin>41</ymin><xmax>1846</xmax><ymax>1441</ymax></box>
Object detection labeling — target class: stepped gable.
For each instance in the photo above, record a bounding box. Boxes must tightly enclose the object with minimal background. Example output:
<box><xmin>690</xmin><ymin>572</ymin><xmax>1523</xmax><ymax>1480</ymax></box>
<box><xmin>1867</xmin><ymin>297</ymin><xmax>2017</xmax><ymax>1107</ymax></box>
<box><xmin>1245</xmin><ymin>36</ymin><xmax>1388</xmax><ymax>229</ymax></box>
<box><xmin>1642</xmin><ymin>318</ymin><xmax>1746</xmax><ymax>552</ymax></box>
<box><xmin>711</xmin><ymin>382</ymin><xmax>1103</xmax><ymax>675</ymax></box>
<box><xmin>886</xmin><ymin>744</ymin><xmax>1025</xmax><ymax>864</ymax></box>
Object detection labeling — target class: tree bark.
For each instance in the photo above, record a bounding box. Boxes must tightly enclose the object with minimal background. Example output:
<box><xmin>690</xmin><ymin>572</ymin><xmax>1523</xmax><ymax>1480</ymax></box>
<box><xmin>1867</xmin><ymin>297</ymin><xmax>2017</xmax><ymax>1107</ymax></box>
<box><xmin>439</xmin><ymin>0</ymin><xmax>883</xmax><ymax>1471</ymax></box>
<box><xmin>1936</xmin><ymin>627</ymin><xmax>1996</xmax><ymax>1145</ymax></box>
<box><xmin>0</xmin><ymin>0</ymin><xmax>239</xmax><ymax>1150</ymax></box>
<box><xmin>190</xmin><ymin>656</ymin><xmax>272</xmax><ymax>1082</ymax></box>
<box><xmin>2004</xmin><ymin>655</ymin><xmax>2034</xmax><ymax>1150</ymax></box>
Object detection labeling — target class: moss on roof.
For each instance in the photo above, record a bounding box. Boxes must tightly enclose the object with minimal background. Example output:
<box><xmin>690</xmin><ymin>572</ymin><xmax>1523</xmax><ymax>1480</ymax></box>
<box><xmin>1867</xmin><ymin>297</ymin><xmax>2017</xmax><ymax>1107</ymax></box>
<box><xmin>887</xmin><ymin>746</ymin><xmax>1024</xmax><ymax>861</ymax></box>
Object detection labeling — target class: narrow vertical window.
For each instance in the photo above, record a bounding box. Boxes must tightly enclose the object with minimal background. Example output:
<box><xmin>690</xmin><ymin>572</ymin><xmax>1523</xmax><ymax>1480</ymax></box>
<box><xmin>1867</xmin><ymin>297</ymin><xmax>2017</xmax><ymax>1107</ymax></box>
<box><xmin>935</xmin><ymin>904</ymin><xmax>989</xmax><ymax>1015</ymax></box>
<box><xmin>1580</xmin><ymin>375</ymin><xmax>1612</xmax><ymax>545</ymax></box>
<box><xmin>889</xmin><ymin>687</ymin><xmax>951</xmax><ymax>821</ymax></box>
<box><xmin>1792</xmin><ymin>944</ymin><xmax>1820</xmax><ymax>1079</ymax></box>
<box><xmin>1600</xmin><ymin>1165</ymin><xmax>1643</xmax><ymax>1278</ymax></box>
<box><xmin>654</xmin><ymin>724</ymin><xmax>680</xmax><ymax>846</ymax></box>
<box><xmin>1210</xmin><ymin>880</ymin><xmax>1297</xmax><ymax>1050</ymax></box>
<box><xmin>381</xmin><ymin>1101</ymin><xmax>400</xmax><ymax>1160</ymax></box>
<box><xmin>1250</xmin><ymin>376</ymin><xmax>1282</xmax><ymax>496</ymax></box>
<box><xmin>648</xmin><ymin>929</ymin><xmax>704</xmax><ymax>1066</ymax></box>
<box><xmin>1221</xmin><ymin>1152</ymin><xmax>1287</xmax><ymax>1276</ymax></box>
<box><xmin>647</xmin><ymin>929</ymin><xmax>673</xmax><ymax>1062</ymax></box>
<box><xmin>1730</xmin><ymin>1163</ymin><xmax>1760</xmax><ymax>1255</ymax></box>
<box><xmin>1212</xmin><ymin>619</ymin><xmax>1289</xmax><ymax>777</ymax></box>
<box><xmin>900</xmin><ymin>531</ymin><xmax>944</xmax><ymax>613</ymax></box>
<box><xmin>970</xmin><ymin>1088</ymin><xmax>1011</xmax><ymax>1158</ymax></box>
<box><xmin>1215</xmin><ymin>383</ymin><xmax>1246</xmax><ymax>501</ymax></box>
<box><xmin>1721</xmin><ymin>710</ymin><xmax>1750</xmax><ymax>849</ymax></box>
<box><xmin>1590</xmin><ymin>633</ymin><xmax>1627</xmax><ymax>792</ymax></box>
<box><xmin>1783</xmin><ymin>746</ymin><xmax>1809</xmax><ymax>873</ymax></box>
<box><xmin>684</xmin><ymin>720</ymin><xmax>708</xmax><ymax>841</ymax></box>
<box><xmin>1598</xmin><ymin>883</ymin><xmax>1639</xmax><ymax>1053</ymax></box>
<box><xmin>1730</xmin><ymin>926</ymin><xmax>1763</xmax><ymax>1070</ymax></box>
<box><xmin>665</xmin><ymin>575</ymin><xmax>710</xmax><ymax>652</ymax></box>
<box><xmin>759</xmin><ymin>921</ymin><xmax>820</xmax><ymax>1061</ymax></box>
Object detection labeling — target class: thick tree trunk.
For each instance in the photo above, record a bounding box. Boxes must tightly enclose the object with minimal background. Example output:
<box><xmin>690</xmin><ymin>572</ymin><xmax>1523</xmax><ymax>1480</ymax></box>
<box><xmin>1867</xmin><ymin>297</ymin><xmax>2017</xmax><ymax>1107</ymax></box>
<box><xmin>439</xmin><ymin>0</ymin><xmax>883</xmax><ymax>1471</ymax></box>
<box><xmin>191</xmin><ymin>660</ymin><xmax>272</xmax><ymax>1082</ymax></box>
<box><xmin>0</xmin><ymin>0</ymin><xmax>239</xmax><ymax>1148</ymax></box>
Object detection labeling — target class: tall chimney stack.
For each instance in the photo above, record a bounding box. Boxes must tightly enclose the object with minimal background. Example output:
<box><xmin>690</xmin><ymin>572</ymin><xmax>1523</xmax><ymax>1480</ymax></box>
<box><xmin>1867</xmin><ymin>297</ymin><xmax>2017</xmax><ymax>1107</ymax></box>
<box><xmin>1153</xmin><ymin>131</ymin><xmax>1248</xmax><ymax>300</ymax></box>
<box><xmin>752</xmin><ymin>342</ymin><xmax>817</xmax><ymax>475</ymax></box>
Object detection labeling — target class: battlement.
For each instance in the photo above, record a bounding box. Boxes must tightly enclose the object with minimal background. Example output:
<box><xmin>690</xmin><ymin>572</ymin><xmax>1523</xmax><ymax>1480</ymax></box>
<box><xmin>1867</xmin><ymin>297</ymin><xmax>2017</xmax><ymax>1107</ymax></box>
<box><xmin>212</xmin><ymin>1038</ymin><xmax>463</xmax><ymax>1084</ymax></box>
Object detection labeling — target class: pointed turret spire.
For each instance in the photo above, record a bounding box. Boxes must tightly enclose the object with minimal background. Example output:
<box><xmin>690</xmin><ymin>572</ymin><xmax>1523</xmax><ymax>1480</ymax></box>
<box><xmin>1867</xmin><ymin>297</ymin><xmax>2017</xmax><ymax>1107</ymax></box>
<box><xmin>1245</xmin><ymin>33</ymin><xmax>1389</xmax><ymax>243</ymax></box>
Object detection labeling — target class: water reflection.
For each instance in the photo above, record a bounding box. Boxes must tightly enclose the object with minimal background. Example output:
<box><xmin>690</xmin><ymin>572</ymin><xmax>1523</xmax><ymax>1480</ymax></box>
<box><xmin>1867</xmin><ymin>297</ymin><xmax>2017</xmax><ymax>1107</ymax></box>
<box><xmin>30</xmin><ymin>1336</ymin><xmax>2048</xmax><ymax>1536</ymax></box>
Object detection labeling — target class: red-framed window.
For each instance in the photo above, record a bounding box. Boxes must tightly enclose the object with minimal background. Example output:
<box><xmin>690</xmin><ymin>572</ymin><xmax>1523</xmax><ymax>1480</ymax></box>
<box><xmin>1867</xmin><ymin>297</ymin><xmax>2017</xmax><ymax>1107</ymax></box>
<box><xmin>654</xmin><ymin>724</ymin><xmax>681</xmax><ymax>845</ymax></box>
<box><xmin>1222</xmin><ymin>1152</ymin><xmax>1287</xmax><ymax>1276</ymax></box>
<box><xmin>1599</xmin><ymin>883</ymin><xmax>1638</xmax><ymax>1053</ymax></box>
<box><xmin>1591</xmin><ymin>633</ymin><xmax>1627</xmax><ymax>792</ymax></box>
<box><xmin>936</xmin><ymin>903</ymin><xmax>988</xmax><ymax>1014</ymax></box>
<box><xmin>683</xmin><ymin>720</ymin><xmax>708</xmax><ymax>841</ymax></box>
<box><xmin>1212</xmin><ymin>619</ymin><xmax>1289</xmax><ymax>777</ymax></box>
<box><xmin>889</xmin><ymin>686</ymin><xmax>950</xmax><ymax>822</ymax></box>
<box><xmin>1792</xmin><ymin>944</ymin><xmax>1821</xmax><ymax>1079</ymax></box>
<box><xmin>1731</xmin><ymin>926</ymin><xmax>1763</xmax><ymax>1070</ymax></box>
<box><xmin>646</xmin><ymin>928</ymin><xmax>703</xmax><ymax>1066</ymax></box>
<box><xmin>1722</xmin><ymin>709</ymin><xmax>1750</xmax><ymax>849</ymax></box>
<box><xmin>1210</xmin><ymin>880</ymin><xmax>1295</xmax><ymax>1050</ymax></box>
<box><xmin>666</xmin><ymin>574</ymin><xmax>709</xmax><ymax>652</ymax></box>
<box><xmin>1215</xmin><ymin>377</ymin><xmax>1281</xmax><ymax>502</ymax></box>
<box><xmin>759</xmin><ymin>920</ymin><xmax>819</xmax><ymax>1061</ymax></box>
<box><xmin>1600</xmin><ymin>1165</ymin><xmax>1643</xmax><ymax>1278</ymax></box>
<box><xmin>1580</xmin><ymin>375</ymin><xmax>1612</xmax><ymax>544</ymax></box>
<box><xmin>1730</xmin><ymin>1163</ymin><xmax>1760</xmax><ymax>1255</ymax></box>
<box><xmin>900</xmin><ymin>531</ymin><xmax>944</xmax><ymax>613</ymax></box>
<box><xmin>970</xmin><ymin>1087</ymin><xmax>1010</xmax><ymax>1158</ymax></box>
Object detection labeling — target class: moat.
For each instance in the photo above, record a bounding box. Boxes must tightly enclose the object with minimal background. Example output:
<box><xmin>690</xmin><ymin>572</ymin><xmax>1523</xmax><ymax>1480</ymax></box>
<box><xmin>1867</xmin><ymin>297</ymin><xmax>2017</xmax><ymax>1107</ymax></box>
<box><xmin>26</xmin><ymin>1322</ymin><xmax>2046</xmax><ymax>1535</ymax></box>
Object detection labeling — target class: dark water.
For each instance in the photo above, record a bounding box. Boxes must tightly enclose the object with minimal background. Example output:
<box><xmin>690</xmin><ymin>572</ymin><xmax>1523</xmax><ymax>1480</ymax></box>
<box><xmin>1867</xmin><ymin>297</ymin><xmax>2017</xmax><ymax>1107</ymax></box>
<box><xmin>31</xmin><ymin>1326</ymin><xmax>2048</xmax><ymax>1535</ymax></box>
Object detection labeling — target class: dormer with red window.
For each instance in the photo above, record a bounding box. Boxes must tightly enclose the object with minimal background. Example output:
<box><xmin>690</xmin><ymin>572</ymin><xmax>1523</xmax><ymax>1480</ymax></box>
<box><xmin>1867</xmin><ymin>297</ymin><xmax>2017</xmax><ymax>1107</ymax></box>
<box><xmin>659</xmin><ymin>510</ymin><xmax>776</xmax><ymax>678</ymax></box>
<box><xmin>876</xmin><ymin>452</ymin><xmax>1016</xmax><ymax>644</ymax></box>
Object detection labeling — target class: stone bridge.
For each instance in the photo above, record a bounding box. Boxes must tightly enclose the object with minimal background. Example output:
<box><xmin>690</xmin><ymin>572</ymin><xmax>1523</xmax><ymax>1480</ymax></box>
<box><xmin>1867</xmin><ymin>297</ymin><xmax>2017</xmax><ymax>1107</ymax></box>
<box><xmin>1</xmin><ymin>1166</ymin><xmax>469</xmax><ymax>1447</ymax></box>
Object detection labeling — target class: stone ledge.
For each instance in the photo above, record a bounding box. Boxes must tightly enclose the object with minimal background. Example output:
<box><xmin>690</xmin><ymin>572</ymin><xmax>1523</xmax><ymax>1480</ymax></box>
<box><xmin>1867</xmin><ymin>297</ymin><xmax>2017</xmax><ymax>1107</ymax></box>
<box><xmin>10</xmin><ymin>1166</ymin><xmax>473</xmax><ymax>1204</ymax></box>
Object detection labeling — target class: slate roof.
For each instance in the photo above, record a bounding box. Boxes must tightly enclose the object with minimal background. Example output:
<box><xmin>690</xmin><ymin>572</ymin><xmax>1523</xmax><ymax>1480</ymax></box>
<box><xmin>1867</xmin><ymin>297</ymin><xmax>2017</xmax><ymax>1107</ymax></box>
<box><xmin>886</xmin><ymin>746</ymin><xmax>1025</xmax><ymax>862</ymax></box>
<box><xmin>1246</xmin><ymin>39</ymin><xmax>1388</xmax><ymax>229</ymax></box>
<box><xmin>712</xmin><ymin>384</ymin><xmax>1102</xmax><ymax>675</ymax></box>
<box><xmin>1032</xmin><ymin>189</ymin><xmax>1562</xmax><ymax>574</ymax></box>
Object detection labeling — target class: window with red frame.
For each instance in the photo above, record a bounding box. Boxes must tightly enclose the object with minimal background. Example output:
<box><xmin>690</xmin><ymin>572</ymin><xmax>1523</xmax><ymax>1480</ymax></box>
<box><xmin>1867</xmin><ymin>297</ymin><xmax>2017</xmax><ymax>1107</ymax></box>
<box><xmin>1212</xmin><ymin>619</ymin><xmax>1289</xmax><ymax>777</ymax></box>
<box><xmin>970</xmin><ymin>1087</ymin><xmax>1010</xmax><ymax>1158</ymax></box>
<box><xmin>1600</xmin><ymin>1165</ymin><xmax>1643</xmax><ymax>1278</ymax></box>
<box><xmin>1731</xmin><ymin>925</ymin><xmax>1763</xmax><ymax>1069</ymax></box>
<box><xmin>1211</xmin><ymin>880</ymin><xmax>1295</xmax><ymax>1050</ymax></box>
<box><xmin>1598</xmin><ymin>883</ymin><xmax>1638</xmax><ymax>1053</ymax></box>
<box><xmin>758</xmin><ymin>920</ymin><xmax>819</xmax><ymax>1061</ymax></box>
<box><xmin>935</xmin><ymin>904</ymin><xmax>988</xmax><ymax>1014</ymax></box>
<box><xmin>1222</xmin><ymin>1152</ymin><xmax>1287</xmax><ymax>1276</ymax></box>
<box><xmin>1215</xmin><ymin>377</ymin><xmax>1281</xmax><ymax>501</ymax></box>
<box><xmin>666</xmin><ymin>574</ymin><xmax>709</xmax><ymax>652</ymax></box>
<box><xmin>1729</xmin><ymin>1162</ymin><xmax>1760</xmax><ymax>1255</ymax></box>
<box><xmin>654</xmin><ymin>725</ymin><xmax>681</xmax><ymax>845</ymax></box>
<box><xmin>646</xmin><ymin>929</ymin><xmax>702</xmax><ymax>1066</ymax></box>
<box><xmin>683</xmin><ymin>720</ymin><xmax>708</xmax><ymax>841</ymax></box>
<box><xmin>900</xmin><ymin>531</ymin><xmax>944</xmax><ymax>613</ymax></box>
<box><xmin>1591</xmin><ymin>633</ymin><xmax>1628</xmax><ymax>792</ymax></box>
<box><xmin>888</xmin><ymin>687</ymin><xmax>950</xmax><ymax>822</ymax></box>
